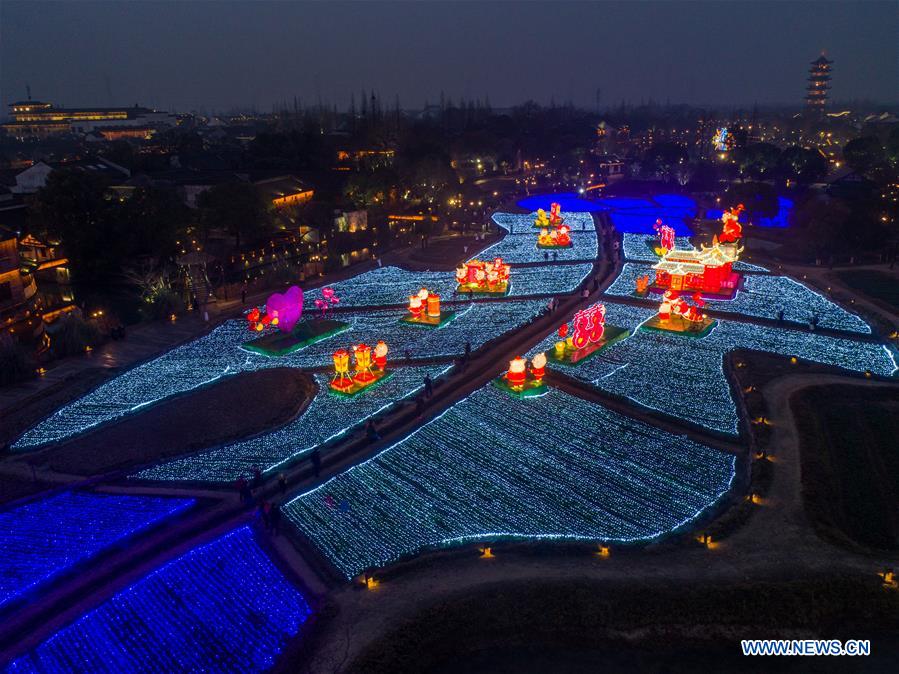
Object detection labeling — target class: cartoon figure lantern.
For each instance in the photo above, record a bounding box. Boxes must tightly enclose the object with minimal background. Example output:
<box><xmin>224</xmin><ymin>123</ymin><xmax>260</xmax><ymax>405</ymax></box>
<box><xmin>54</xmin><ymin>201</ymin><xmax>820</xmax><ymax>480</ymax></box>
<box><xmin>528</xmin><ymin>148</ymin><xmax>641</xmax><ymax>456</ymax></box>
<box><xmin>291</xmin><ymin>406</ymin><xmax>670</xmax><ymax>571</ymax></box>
<box><xmin>549</xmin><ymin>202</ymin><xmax>563</xmax><ymax>226</ymax></box>
<box><xmin>506</xmin><ymin>356</ymin><xmax>527</xmax><ymax>387</ymax></box>
<box><xmin>408</xmin><ymin>295</ymin><xmax>423</xmax><ymax>318</ymax></box>
<box><xmin>531</xmin><ymin>352</ymin><xmax>547</xmax><ymax>382</ymax></box>
<box><xmin>653</xmin><ymin>219</ymin><xmax>676</xmax><ymax>253</ymax></box>
<box><xmin>456</xmin><ymin>257</ymin><xmax>510</xmax><ymax>292</ymax></box>
<box><xmin>374</xmin><ymin>340</ymin><xmax>388</xmax><ymax>369</ymax></box>
<box><xmin>720</xmin><ymin>204</ymin><xmax>744</xmax><ymax>243</ymax></box>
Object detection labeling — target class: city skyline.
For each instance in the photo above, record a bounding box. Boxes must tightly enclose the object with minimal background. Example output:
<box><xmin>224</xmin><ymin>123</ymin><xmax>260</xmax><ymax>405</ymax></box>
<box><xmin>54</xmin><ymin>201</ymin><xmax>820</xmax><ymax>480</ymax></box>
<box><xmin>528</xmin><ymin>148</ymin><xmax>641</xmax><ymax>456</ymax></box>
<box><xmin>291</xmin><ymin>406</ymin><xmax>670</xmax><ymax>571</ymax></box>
<box><xmin>2</xmin><ymin>0</ymin><xmax>897</xmax><ymax>115</ymax></box>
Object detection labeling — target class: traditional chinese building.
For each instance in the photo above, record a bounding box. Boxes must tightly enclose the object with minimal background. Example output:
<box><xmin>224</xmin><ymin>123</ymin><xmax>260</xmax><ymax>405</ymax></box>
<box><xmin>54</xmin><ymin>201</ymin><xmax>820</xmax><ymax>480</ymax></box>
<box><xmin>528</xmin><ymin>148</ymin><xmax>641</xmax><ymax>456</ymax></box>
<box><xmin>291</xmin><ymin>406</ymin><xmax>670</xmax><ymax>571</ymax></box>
<box><xmin>652</xmin><ymin>240</ymin><xmax>741</xmax><ymax>295</ymax></box>
<box><xmin>805</xmin><ymin>54</ymin><xmax>833</xmax><ymax>117</ymax></box>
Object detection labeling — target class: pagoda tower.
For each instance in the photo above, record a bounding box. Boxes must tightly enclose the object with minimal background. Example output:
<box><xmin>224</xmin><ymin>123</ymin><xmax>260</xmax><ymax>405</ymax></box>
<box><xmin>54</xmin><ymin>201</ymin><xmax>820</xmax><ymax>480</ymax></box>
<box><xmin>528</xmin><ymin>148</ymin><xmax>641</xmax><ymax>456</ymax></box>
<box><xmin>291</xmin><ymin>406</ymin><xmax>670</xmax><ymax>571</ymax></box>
<box><xmin>805</xmin><ymin>53</ymin><xmax>833</xmax><ymax>117</ymax></box>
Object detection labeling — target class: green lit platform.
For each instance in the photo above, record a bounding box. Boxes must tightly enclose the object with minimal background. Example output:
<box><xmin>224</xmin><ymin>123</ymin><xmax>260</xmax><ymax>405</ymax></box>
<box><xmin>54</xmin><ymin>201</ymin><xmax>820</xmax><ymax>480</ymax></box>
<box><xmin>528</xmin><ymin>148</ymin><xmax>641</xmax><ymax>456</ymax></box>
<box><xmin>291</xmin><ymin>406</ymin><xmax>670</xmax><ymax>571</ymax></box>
<box><xmin>640</xmin><ymin>314</ymin><xmax>717</xmax><ymax>338</ymax></box>
<box><xmin>399</xmin><ymin>310</ymin><xmax>457</xmax><ymax>328</ymax></box>
<box><xmin>492</xmin><ymin>375</ymin><xmax>548</xmax><ymax>399</ymax></box>
<box><xmin>536</xmin><ymin>241</ymin><xmax>573</xmax><ymax>249</ymax></box>
<box><xmin>548</xmin><ymin>325</ymin><xmax>630</xmax><ymax>365</ymax></box>
<box><xmin>242</xmin><ymin>319</ymin><xmax>350</xmax><ymax>357</ymax></box>
<box><xmin>457</xmin><ymin>283</ymin><xmax>510</xmax><ymax>297</ymax></box>
<box><xmin>329</xmin><ymin>369</ymin><xmax>393</xmax><ymax>398</ymax></box>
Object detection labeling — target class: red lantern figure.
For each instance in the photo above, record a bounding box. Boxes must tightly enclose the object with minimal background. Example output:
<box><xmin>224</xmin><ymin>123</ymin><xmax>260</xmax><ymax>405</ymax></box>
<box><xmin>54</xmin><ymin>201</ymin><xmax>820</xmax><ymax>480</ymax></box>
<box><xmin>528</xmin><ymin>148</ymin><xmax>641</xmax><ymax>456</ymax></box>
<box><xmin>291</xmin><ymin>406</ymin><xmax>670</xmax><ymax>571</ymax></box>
<box><xmin>506</xmin><ymin>356</ymin><xmax>527</xmax><ymax>387</ymax></box>
<box><xmin>374</xmin><ymin>340</ymin><xmax>388</xmax><ymax>370</ymax></box>
<box><xmin>531</xmin><ymin>353</ymin><xmax>547</xmax><ymax>382</ymax></box>
<box><xmin>558</xmin><ymin>323</ymin><xmax>569</xmax><ymax>339</ymax></box>
<box><xmin>408</xmin><ymin>295</ymin><xmax>422</xmax><ymax>317</ymax></box>
<box><xmin>549</xmin><ymin>202</ymin><xmax>563</xmax><ymax>226</ymax></box>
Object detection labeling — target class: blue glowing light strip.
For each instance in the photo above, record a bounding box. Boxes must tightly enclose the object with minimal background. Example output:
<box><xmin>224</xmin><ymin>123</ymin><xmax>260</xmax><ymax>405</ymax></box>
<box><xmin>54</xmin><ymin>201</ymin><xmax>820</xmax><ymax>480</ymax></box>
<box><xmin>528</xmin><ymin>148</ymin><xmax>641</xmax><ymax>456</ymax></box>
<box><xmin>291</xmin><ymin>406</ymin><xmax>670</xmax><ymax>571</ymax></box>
<box><xmin>0</xmin><ymin>491</ymin><xmax>194</xmax><ymax>609</ymax></box>
<box><xmin>5</xmin><ymin>526</ymin><xmax>312</xmax><ymax>674</ymax></box>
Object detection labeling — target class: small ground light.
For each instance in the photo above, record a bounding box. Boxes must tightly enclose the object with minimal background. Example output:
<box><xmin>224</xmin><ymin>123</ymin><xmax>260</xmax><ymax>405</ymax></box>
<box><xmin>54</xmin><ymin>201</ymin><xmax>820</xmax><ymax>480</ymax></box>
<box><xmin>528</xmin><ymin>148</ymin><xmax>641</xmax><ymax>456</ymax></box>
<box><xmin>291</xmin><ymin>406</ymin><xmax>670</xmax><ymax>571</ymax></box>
<box><xmin>880</xmin><ymin>569</ymin><xmax>896</xmax><ymax>588</ymax></box>
<box><xmin>479</xmin><ymin>546</ymin><xmax>494</xmax><ymax>558</ymax></box>
<box><xmin>597</xmin><ymin>545</ymin><xmax>610</xmax><ymax>558</ymax></box>
<box><xmin>790</xmin><ymin>357</ymin><xmax>797</xmax><ymax>364</ymax></box>
<box><xmin>362</xmin><ymin>573</ymin><xmax>379</xmax><ymax>590</ymax></box>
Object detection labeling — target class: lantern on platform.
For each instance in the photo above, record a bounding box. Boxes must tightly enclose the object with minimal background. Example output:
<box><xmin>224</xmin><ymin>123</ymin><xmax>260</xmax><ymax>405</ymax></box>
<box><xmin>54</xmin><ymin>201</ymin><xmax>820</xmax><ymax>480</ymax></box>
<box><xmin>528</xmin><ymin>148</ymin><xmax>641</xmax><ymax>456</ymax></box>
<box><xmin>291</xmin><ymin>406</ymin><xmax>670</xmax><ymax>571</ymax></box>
<box><xmin>427</xmin><ymin>293</ymin><xmax>441</xmax><ymax>317</ymax></box>
<box><xmin>353</xmin><ymin>343</ymin><xmax>375</xmax><ymax>383</ymax></box>
<box><xmin>506</xmin><ymin>356</ymin><xmax>527</xmax><ymax>387</ymax></box>
<box><xmin>332</xmin><ymin>349</ymin><xmax>351</xmax><ymax>385</ymax></box>
<box><xmin>418</xmin><ymin>288</ymin><xmax>429</xmax><ymax>301</ymax></box>
<box><xmin>531</xmin><ymin>352</ymin><xmax>546</xmax><ymax>382</ymax></box>
<box><xmin>409</xmin><ymin>295</ymin><xmax>423</xmax><ymax>317</ymax></box>
<box><xmin>554</xmin><ymin>341</ymin><xmax>566</xmax><ymax>359</ymax></box>
<box><xmin>374</xmin><ymin>340</ymin><xmax>388</xmax><ymax>370</ymax></box>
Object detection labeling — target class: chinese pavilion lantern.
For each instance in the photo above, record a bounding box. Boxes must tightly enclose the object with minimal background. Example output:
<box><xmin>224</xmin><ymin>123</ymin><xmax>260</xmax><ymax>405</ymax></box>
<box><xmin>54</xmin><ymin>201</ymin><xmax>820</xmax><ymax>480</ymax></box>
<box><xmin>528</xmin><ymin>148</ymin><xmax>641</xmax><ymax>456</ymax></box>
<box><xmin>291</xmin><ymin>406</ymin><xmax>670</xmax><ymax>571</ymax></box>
<box><xmin>374</xmin><ymin>341</ymin><xmax>388</xmax><ymax>369</ymax></box>
<box><xmin>332</xmin><ymin>349</ymin><xmax>350</xmax><ymax>383</ymax></box>
<box><xmin>531</xmin><ymin>352</ymin><xmax>546</xmax><ymax>382</ymax></box>
<box><xmin>353</xmin><ymin>343</ymin><xmax>375</xmax><ymax>382</ymax></box>
<box><xmin>506</xmin><ymin>356</ymin><xmax>527</xmax><ymax>387</ymax></box>
<box><xmin>409</xmin><ymin>295</ymin><xmax>423</xmax><ymax>317</ymax></box>
<box><xmin>426</xmin><ymin>293</ymin><xmax>441</xmax><ymax>317</ymax></box>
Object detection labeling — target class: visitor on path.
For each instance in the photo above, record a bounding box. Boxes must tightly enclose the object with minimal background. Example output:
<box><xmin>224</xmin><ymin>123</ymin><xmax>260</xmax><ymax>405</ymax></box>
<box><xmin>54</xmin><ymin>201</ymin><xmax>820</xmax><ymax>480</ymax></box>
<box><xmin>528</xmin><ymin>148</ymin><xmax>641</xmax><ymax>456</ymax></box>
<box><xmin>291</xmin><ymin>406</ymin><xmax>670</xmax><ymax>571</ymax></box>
<box><xmin>203</xmin><ymin>310</ymin><xmax>209</xmax><ymax>324</ymax></box>
<box><xmin>251</xmin><ymin>467</ymin><xmax>263</xmax><ymax>491</ymax></box>
<box><xmin>311</xmin><ymin>448</ymin><xmax>322</xmax><ymax>478</ymax></box>
<box><xmin>776</xmin><ymin>308</ymin><xmax>785</xmax><ymax>323</ymax></box>
<box><xmin>544</xmin><ymin>252</ymin><xmax>549</xmax><ymax>262</ymax></box>
<box><xmin>463</xmin><ymin>245</ymin><xmax>469</xmax><ymax>256</ymax></box>
<box><xmin>241</xmin><ymin>286</ymin><xmax>247</xmax><ymax>305</ymax></box>
<box><xmin>278</xmin><ymin>472</ymin><xmax>287</xmax><ymax>494</ymax></box>
<box><xmin>259</xmin><ymin>501</ymin><xmax>271</xmax><ymax>530</ymax></box>
<box><xmin>236</xmin><ymin>476</ymin><xmax>248</xmax><ymax>503</ymax></box>
<box><xmin>424</xmin><ymin>375</ymin><xmax>433</xmax><ymax>399</ymax></box>
<box><xmin>366</xmin><ymin>420</ymin><xmax>380</xmax><ymax>443</ymax></box>
<box><xmin>377</xmin><ymin>257</ymin><xmax>383</xmax><ymax>268</ymax></box>
<box><xmin>581</xmin><ymin>288</ymin><xmax>590</xmax><ymax>299</ymax></box>
<box><xmin>592</xmin><ymin>278</ymin><xmax>599</xmax><ymax>292</ymax></box>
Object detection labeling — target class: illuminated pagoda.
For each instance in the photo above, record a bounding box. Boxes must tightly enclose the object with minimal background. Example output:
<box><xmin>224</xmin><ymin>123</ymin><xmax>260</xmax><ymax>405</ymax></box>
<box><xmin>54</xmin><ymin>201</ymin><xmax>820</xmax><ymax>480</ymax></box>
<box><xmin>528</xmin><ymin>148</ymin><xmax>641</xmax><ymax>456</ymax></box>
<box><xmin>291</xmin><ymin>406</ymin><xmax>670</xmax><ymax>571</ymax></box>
<box><xmin>805</xmin><ymin>53</ymin><xmax>833</xmax><ymax>117</ymax></box>
<box><xmin>651</xmin><ymin>206</ymin><xmax>744</xmax><ymax>299</ymax></box>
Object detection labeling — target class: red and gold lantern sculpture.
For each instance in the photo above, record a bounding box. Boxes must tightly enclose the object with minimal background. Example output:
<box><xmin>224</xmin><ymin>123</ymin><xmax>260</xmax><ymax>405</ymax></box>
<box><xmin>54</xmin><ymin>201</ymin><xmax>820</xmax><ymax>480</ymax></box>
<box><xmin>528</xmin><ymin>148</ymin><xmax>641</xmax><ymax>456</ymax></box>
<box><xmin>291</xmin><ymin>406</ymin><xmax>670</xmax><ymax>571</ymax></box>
<box><xmin>531</xmin><ymin>352</ymin><xmax>546</xmax><ymax>382</ymax></box>
<box><xmin>456</xmin><ymin>257</ymin><xmax>510</xmax><ymax>294</ymax></box>
<box><xmin>374</xmin><ymin>340</ymin><xmax>388</xmax><ymax>370</ymax></box>
<box><xmin>331</xmin><ymin>348</ymin><xmax>352</xmax><ymax>392</ymax></box>
<box><xmin>426</xmin><ymin>293</ymin><xmax>441</xmax><ymax>317</ymax></box>
<box><xmin>506</xmin><ymin>356</ymin><xmax>527</xmax><ymax>388</ymax></box>
<box><xmin>353</xmin><ymin>343</ymin><xmax>376</xmax><ymax>384</ymax></box>
<box><xmin>408</xmin><ymin>295</ymin><xmax>423</xmax><ymax>318</ymax></box>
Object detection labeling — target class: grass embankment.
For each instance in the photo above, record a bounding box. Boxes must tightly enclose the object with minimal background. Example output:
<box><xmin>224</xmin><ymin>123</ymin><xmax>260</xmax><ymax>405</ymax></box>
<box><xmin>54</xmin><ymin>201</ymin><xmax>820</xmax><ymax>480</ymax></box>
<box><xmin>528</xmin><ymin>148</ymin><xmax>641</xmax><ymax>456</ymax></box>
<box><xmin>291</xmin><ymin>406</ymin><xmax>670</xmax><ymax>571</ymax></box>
<box><xmin>791</xmin><ymin>384</ymin><xmax>899</xmax><ymax>552</ymax></box>
<box><xmin>835</xmin><ymin>270</ymin><xmax>899</xmax><ymax>312</ymax></box>
<box><xmin>343</xmin><ymin>576</ymin><xmax>899</xmax><ymax>673</ymax></box>
<box><xmin>39</xmin><ymin>368</ymin><xmax>315</xmax><ymax>476</ymax></box>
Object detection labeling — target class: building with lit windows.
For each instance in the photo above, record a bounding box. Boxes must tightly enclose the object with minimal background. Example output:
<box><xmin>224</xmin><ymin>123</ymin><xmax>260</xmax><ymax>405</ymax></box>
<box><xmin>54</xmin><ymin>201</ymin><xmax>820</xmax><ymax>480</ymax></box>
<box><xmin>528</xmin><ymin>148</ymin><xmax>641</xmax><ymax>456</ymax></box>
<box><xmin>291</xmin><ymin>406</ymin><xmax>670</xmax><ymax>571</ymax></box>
<box><xmin>3</xmin><ymin>100</ymin><xmax>176</xmax><ymax>140</ymax></box>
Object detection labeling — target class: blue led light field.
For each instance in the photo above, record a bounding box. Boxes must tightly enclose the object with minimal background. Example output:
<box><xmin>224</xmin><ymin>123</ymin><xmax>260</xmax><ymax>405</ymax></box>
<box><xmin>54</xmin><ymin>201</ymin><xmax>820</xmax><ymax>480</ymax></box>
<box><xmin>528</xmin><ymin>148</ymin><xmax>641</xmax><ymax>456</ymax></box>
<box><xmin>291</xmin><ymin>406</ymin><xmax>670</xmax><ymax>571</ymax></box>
<box><xmin>605</xmin><ymin>262</ymin><xmax>870</xmax><ymax>333</ymax></box>
<box><xmin>284</xmin><ymin>385</ymin><xmax>736</xmax><ymax>579</ymax></box>
<box><xmin>5</xmin><ymin>526</ymin><xmax>311</xmax><ymax>674</ymax></box>
<box><xmin>0</xmin><ymin>492</ymin><xmax>193</xmax><ymax>610</ymax></box>
<box><xmin>306</xmin><ymin>264</ymin><xmax>591</xmax><ymax>308</ymax></box>
<box><xmin>492</xmin><ymin>211</ymin><xmax>595</xmax><ymax>235</ymax></box>
<box><xmin>475</xmin><ymin>230</ymin><xmax>598</xmax><ymax>263</ymax></box>
<box><xmin>133</xmin><ymin>364</ymin><xmax>450</xmax><ymax>482</ymax></box>
<box><xmin>14</xmin><ymin>301</ymin><xmax>544</xmax><ymax>451</ymax></box>
<box><xmin>531</xmin><ymin>303</ymin><xmax>896</xmax><ymax>436</ymax></box>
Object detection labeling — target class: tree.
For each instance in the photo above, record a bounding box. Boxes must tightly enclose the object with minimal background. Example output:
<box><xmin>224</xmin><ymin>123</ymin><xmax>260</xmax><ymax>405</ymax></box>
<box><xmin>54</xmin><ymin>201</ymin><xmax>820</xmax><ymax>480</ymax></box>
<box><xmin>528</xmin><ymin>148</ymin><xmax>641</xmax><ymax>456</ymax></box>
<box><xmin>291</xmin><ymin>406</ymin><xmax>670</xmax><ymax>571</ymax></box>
<box><xmin>779</xmin><ymin>146</ymin><xmax>827</xmax><ymax>184</ymax></box>
<box><xmin>736</xmin><ymin>143</ymin><xmax>781</xmax><ymax>180</ymax></box>
<box><xmin>843</xmin><ymin>136</ymin><xmax>886</xmax><ymax>175</ymax></box>
<box><xmin>643</xmin><ymin>142</ymin><xmax>687</xmax><ymax>180</ymax></box>
<box><xmin>790</xmin><ymin>196</ymin><xmax>849</xmax><ymax>260</ymax></box>
<box><xmin>196</xmin><ymin>182</ymin><xmax>272</xmax><ymax>252</ymax></box>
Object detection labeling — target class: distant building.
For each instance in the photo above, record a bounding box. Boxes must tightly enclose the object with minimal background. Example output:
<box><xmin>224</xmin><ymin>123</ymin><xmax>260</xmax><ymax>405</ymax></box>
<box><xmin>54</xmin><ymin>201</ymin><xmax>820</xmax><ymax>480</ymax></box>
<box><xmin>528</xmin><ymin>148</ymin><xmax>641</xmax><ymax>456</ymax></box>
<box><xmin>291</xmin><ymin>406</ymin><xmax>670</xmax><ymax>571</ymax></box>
<box><xmin>805</xmin><ymin>54</ymin><xmax>833</xmax><ymax>117</ymax></box>
<box><xmin>8</xmin><ymin>158</ymin><xmax>130</xmax><ymax>194</ymax></box>
<box><xmin>3</xmin><ymin>100</ymin><xmax>177</xmax><ymax>140</ymax></box>
<box><xmin>255</xmin><ymin>175</ymin><xmax>314</xmax><ymax>209</ymax></box>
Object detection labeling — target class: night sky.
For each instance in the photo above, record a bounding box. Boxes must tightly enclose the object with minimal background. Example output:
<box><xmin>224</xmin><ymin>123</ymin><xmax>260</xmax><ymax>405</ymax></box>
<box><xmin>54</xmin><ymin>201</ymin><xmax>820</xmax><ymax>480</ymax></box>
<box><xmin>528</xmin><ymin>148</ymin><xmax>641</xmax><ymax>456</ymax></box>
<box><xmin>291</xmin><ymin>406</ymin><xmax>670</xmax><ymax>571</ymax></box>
<box><xmin>1</xmin><ymin>0</ymin><xmax>896</xmax><ymax>114</ymax></box>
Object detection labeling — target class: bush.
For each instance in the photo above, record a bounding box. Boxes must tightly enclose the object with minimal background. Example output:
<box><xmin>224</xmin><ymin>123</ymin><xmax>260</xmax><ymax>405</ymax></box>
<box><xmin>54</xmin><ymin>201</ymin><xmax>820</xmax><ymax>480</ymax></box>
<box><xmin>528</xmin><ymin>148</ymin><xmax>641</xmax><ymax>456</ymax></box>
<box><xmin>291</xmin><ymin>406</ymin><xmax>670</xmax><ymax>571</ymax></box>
<box><xmin>48</xmin><ymin>314</ymin><xmax>102</xmax><ymax>358</ymax></box>
<box><xmin>145</xmin><ymin>288</ymin><xmax>186</xmax><ymax>320</ymax></box>
<box><xmin>0</xmin><ymin>334</ymin><xmax>35</xmax><ymax>386</ymax></box>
